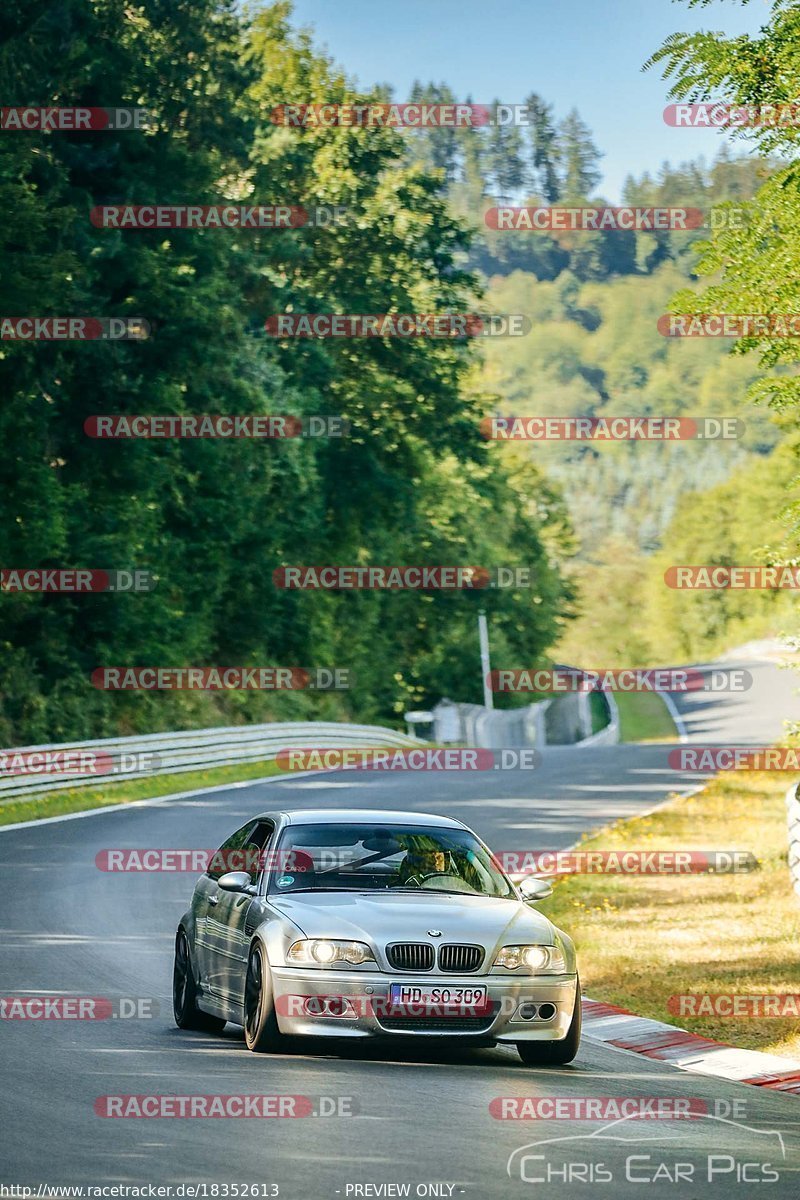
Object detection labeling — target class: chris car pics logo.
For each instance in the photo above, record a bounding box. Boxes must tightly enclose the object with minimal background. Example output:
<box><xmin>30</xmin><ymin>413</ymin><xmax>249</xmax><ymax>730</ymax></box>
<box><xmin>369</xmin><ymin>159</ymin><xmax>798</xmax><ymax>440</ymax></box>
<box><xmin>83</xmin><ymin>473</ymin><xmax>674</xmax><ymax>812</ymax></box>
<box><xmin>506</xmin><ymin>1113</ymin><xmax>786</xmax><ymax>1185</ymax></box>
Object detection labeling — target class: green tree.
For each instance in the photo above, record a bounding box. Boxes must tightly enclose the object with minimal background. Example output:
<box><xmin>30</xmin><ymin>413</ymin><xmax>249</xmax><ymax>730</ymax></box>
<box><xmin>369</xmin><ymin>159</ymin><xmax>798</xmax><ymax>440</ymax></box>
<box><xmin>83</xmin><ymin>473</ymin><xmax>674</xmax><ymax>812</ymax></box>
<box><xmin>407</xmin><ymin>80</ymin><xmax>461</xmax><ymax>187</ymax></box>
<box><xmin>0</xmin><ymin>1</ymin><xmax>578</xmax><ymax>743</ymax></box>
<box><xmin>524</xmin><ymin>92</ymin><xmax>561</xmax><ymax>202</ymax></box>
<box><xmin>557</xmin><ymin>108</ymin><xmax>602</xmax><ymax>200</ymax></box>
<box><xmin>0</xmin><ymin>0</ymin><xmax>306</xmax><ymax>741</ymax></box>
<box><xmin>485</xmin><ymin>98</ymin><xmax>528</xmax><ymax>201</ymax></box>
<box><xmin>646</xmin><ymin>0</ymin><xmax>800</xmax><ymax>587</ymax></box>
<box><xmin>246</xmin><ymin>4</ymin><xmax>575</xmax><ymax>716</ymax></box>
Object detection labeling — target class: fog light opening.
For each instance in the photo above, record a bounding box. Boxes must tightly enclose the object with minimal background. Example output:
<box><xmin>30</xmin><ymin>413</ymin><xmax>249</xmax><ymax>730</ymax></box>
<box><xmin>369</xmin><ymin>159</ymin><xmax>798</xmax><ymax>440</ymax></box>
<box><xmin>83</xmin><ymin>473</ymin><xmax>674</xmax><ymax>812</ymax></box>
<box><xmin>304</xmin><ymin>994</ymin><xmax>353</xmax><ymax>1018</ymax></box>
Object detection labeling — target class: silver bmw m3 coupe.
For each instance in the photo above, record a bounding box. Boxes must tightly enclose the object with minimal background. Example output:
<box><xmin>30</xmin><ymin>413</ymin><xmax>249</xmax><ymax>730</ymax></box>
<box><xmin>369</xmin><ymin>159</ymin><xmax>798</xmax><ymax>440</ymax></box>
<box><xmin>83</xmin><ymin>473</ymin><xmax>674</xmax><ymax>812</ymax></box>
<box><xmin>173</xmin><ymin>808</ymin><xmax>581</xmax><ymax>1064</ymax></box>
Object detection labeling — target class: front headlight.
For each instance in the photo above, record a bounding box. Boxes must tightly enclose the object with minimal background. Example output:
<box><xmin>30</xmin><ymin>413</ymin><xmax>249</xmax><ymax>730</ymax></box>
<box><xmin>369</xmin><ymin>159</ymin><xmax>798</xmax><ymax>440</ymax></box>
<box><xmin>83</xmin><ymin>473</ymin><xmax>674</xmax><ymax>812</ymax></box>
<box><xmin>492</xmin><ymin>944</ymin><xmax>567</xmax><ymax>973</ymax></box>
<box><xmin>286</xmin><ymin>939</ymin><xmax>377</xmax><ymax>968</ymax></box>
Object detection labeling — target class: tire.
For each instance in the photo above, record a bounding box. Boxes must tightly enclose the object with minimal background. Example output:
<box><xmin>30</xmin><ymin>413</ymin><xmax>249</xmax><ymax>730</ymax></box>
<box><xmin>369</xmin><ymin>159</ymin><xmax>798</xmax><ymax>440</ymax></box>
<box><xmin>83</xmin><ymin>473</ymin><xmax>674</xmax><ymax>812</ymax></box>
<box><xmin>173</xmin><ymin>929</ymin><xmax>226</xmax><ymax>1033</ymax></box>
<box><xmin>243</xmin><ymin>942</ymin><xmax>284</xmax><ymax>1053</ymax></box>
<box><xmin>517</xmin><ymin>982</ymin><xmax>582</xmax><ymax>1066</ymax></box>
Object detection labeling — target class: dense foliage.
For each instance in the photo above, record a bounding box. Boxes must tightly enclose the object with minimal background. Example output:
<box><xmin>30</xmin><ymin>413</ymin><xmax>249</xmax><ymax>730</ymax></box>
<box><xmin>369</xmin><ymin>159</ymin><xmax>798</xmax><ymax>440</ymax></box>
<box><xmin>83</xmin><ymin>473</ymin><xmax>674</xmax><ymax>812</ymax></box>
<box><xmin>5</xmin><ymin>0</ymin><xmax>797</xmax><ymax>742</ymax></box>
<box><xmin>0</xmin><ymin>1</ymin><xmax>574</xmax><ymax>742</ymax></box>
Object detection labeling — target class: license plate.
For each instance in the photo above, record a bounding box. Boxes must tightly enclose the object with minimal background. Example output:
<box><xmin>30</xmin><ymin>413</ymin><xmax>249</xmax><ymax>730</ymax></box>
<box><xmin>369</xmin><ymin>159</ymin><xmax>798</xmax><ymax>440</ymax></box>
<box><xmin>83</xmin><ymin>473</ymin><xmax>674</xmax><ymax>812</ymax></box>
<box><xmin>389</xmin><ymin>983</ymin><xmax>488</xmax><ymax>1009</ymax></box>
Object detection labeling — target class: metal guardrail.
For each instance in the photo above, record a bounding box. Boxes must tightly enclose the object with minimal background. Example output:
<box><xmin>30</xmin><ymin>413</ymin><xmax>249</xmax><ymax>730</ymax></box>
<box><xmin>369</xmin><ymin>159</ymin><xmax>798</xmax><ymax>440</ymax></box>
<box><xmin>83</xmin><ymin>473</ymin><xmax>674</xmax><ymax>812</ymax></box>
<box><xmin>0</xmin><ymin>721</ymin><xmax>420</xmax><ymax>802</ymax></box>
<box><xmin>431</xmin><ymin>699</ymin><xmax>549</xmax><ymax>750</ymax></box>
<box><xmin>786</xmin><ymin>781</ymin><xmax>800</xmax><ymax>900</ymax></box>
<box><xmin>431</xmin><ymin>689</ymin><xmax>620</xmax><ymax>750</ymax></box>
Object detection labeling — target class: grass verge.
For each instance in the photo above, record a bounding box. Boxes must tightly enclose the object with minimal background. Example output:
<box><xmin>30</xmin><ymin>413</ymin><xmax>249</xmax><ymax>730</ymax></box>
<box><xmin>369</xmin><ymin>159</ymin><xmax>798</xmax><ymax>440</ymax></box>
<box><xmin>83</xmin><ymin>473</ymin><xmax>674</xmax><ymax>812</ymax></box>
<box><xmin>589</xmin><ymin>690</ymin><xmax>609</xmax><ymax>734</ymax></box>
<box><xmin>615</xmin><ymin>689</ymin><xmax>677</xmax><ymax>742</ymax></box>
<box><xmin>0</xmin><ymin>742</ymin><xmax>425</xmax><ymax>827</ymax></box>
<box><xmin>0</xmin><ymin>758</ymin><xmax>288</xmax><ymax>827</ymax></box>
<box><xmin>537</xmin><ymin>771</ymin><xmax>800</xmax><ymax>1058</ymax></box>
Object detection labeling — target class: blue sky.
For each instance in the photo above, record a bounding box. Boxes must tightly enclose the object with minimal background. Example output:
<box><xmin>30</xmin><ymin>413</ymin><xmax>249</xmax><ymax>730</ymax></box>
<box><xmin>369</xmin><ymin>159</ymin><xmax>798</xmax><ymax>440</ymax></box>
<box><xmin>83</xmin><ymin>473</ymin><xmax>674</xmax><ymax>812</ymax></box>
<box><xmin>286</xmin><ymin>0</ymin><xmax>770</xmax><ymax>200</ymax></box>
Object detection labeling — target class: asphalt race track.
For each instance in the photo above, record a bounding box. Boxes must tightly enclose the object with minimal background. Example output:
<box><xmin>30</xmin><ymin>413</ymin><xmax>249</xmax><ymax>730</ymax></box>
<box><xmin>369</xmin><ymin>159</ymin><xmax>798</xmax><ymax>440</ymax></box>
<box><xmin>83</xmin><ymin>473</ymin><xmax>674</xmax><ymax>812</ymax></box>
<box><xmin>3</xmin><ymin>658</ymin><xmax>800</xmax><ymax>1198</ymax></box>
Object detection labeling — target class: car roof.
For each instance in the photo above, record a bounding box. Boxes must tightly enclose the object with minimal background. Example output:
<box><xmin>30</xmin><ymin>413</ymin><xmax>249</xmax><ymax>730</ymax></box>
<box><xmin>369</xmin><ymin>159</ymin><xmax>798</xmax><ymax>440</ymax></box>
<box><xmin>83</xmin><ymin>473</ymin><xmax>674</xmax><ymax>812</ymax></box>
<box><xmin>256</xmin><ymin>808</ymin><xmax>467</xmax><ymax>829</ymax></box>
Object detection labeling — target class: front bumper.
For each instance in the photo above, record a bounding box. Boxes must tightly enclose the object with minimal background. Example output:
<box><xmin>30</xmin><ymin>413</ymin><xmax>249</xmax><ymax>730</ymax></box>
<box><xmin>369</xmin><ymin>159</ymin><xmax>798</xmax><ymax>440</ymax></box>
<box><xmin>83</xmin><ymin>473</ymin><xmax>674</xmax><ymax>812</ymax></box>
<box><xmin>270</xmin><ymin>966</ymin><xmax>578</xmax><ymax>1040</ymax></box>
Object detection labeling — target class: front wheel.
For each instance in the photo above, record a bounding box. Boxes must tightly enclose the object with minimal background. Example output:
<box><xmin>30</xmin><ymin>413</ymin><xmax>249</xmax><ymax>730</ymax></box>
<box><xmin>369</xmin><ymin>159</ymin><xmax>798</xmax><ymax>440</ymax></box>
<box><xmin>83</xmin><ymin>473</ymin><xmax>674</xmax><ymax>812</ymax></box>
<box><xmin>243</xmin><ymin>942</ymin><xmax>285</xmax><ymax>1052</ymax></box>
<box><xmin>517</xmin><ymin>982</ymin><xmax>582</xmax><ymax>1066</ymax></box>
<box><xmin>173</xmin><ymin>929</ymin><xmax>226</xmax><ymax>1033</ymax></box>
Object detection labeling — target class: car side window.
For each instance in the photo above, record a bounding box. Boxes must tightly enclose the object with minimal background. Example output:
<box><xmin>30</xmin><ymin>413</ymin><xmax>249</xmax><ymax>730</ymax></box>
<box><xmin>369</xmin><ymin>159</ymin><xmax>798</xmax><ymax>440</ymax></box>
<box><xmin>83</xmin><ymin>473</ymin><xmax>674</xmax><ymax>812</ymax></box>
<box><xmin>207</xmin><ymin>821</ymin><xmax>257</xmax><ymax>882</ymax></box>
<box><xmin>242</xmin><ymin>821</ymin><xmax>275</xmax><ymax>885</ymax></box>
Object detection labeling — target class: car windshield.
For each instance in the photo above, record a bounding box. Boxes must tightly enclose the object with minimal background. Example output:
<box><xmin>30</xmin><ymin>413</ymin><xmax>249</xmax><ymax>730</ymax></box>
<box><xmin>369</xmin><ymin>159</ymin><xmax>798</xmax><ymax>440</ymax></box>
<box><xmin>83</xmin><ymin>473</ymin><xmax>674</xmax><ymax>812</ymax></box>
<box><xmin>267</xmin><ymin>823</ymin><xmax>515</xmax><ymax>898</ymax></box>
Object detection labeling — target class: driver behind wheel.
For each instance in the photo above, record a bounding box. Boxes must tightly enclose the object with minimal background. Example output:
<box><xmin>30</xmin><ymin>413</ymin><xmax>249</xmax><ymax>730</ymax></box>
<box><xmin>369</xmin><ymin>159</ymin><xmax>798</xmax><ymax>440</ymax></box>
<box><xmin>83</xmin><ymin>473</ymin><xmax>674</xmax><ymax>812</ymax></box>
<box><xmin>395</xmin><ymin>846</ymin><xmax>450</xmax><ymax>886</ymax></box>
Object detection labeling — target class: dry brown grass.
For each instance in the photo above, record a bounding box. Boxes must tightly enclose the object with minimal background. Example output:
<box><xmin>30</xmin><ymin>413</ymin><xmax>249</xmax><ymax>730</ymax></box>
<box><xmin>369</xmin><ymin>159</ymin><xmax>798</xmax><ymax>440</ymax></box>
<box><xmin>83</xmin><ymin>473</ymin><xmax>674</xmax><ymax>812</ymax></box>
<box><xmin>538</xmin><ymin>772</ymin><xmax>800</xmax><ymax>1057</ymax></box>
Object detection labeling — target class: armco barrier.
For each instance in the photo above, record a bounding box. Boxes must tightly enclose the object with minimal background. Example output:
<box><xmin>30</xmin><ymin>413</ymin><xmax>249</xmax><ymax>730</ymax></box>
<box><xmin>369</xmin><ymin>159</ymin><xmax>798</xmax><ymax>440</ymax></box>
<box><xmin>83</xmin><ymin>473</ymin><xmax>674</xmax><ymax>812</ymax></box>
<box><xmin>786</xmin><ymin>781</ymin><xmax>800</xmax><ymax>900</ymax></box>
<box><xmin>432</xmin><ymin>699</ymin><xmax>549</xmax><ymax>749</ymax></box>
<box><xmin>431</xmin><ymin>690</ymin><xmax>619</xmax><ymax>749</ymax></box>
<box><xmin>0</xmin><ymin>721</ymin><xmax>420</xmax><ymax>803</ymax></box>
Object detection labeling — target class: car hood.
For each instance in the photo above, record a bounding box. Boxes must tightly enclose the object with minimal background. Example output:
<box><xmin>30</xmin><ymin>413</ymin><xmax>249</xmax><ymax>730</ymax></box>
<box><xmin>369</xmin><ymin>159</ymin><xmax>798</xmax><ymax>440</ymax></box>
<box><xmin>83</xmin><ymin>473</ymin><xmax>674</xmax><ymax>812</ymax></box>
<box><xmin>268</xmin><ymin>890</ymin><xmax>554</xmax><ymax>955</ymax></box>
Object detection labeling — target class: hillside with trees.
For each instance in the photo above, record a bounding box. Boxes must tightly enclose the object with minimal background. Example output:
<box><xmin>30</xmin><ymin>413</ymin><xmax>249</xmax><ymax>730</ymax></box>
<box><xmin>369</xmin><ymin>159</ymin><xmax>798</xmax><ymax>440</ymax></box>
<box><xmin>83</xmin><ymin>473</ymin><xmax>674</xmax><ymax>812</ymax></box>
<box><xmin>393</xmin><ymin>73</ymin><xmax>793</xmax><ymax>670</ymax></box>
<box><xmin>3</xmin><ymin>0</ymin><xmax>796</xmax><ymax>745</ymax></box>
<box><xmin>0</xmin><ymin>0</ymin><xmax>573</xmax><ymax>742</ymax></box>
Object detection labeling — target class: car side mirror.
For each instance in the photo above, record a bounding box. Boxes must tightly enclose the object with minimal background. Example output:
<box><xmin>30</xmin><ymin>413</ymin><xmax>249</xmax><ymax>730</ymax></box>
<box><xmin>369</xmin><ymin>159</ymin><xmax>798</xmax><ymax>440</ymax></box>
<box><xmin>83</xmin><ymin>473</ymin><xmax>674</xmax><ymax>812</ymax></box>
<box><xmin>218</xmin><ymin>871</ymin><xmax>256</xmax><ymax>895</ymax></box>
<box><xmin>518</xmin><ymin>876</ymin><xmax>553</xmax><ymax>903</ymax></box>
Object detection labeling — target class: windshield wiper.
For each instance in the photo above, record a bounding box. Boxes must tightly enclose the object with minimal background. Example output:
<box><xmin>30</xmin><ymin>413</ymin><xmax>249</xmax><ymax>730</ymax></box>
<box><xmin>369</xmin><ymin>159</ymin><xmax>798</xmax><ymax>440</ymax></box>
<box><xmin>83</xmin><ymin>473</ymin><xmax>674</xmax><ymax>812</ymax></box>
<box><xmin>381</xmin><ymin>886</ymin><xmax>475</xmax><ymax>896</ymax></box>
<box><xmin>382</xmin><ymin>886</ymin><xmax>512</xmax><ymax>898</ymax></box>
<box><xmin>269</xmin><ymin>886</ymin><xmax>363</xmax><ymax>894</ymax></box>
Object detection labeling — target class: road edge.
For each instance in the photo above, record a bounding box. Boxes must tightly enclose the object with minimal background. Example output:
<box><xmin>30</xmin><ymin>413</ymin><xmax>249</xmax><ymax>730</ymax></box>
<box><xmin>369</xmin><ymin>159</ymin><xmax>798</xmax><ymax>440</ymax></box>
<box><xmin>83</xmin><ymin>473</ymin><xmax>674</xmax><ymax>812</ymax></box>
<box><xmin>583</xmin><ymin>998</ymin><xmax>800</xmax><ymax>1096</ymax></box>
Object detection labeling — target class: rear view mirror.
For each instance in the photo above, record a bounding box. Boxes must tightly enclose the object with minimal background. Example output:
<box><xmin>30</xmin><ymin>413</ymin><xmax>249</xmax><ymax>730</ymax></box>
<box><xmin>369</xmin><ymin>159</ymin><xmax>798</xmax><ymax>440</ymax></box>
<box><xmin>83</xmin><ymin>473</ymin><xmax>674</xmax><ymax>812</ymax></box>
<box><xmin>218</xmin><ymin>871</ymin><xmax>256</xmax><ymax>894</ymax></box>
<box><xmin>362</xmin><ymin>836</ymin><xmax>402</xmax><ymax>853</ymax></box>
<box><xmin>518</xmin><ymin>876</ymin><xmax>553</xmax><ymax>903</ymax></box>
